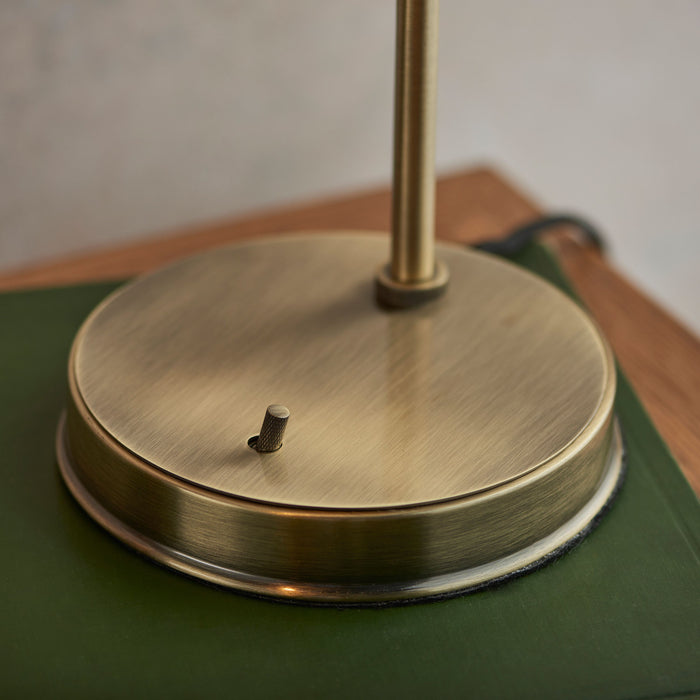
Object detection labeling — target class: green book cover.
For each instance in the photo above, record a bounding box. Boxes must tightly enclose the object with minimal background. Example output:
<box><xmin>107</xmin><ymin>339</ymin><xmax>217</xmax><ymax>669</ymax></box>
<box><xmin>1</xmin><ymin>245</ymin><xmax>698</xmax><ymax>699</ymax></box>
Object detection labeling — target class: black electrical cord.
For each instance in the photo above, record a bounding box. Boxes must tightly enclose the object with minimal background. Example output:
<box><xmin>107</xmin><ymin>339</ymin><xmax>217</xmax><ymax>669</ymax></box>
<box><xmin>472</xmin><ymin>214</ymin><xmax>607</xmax><ymax>258</ymax></box>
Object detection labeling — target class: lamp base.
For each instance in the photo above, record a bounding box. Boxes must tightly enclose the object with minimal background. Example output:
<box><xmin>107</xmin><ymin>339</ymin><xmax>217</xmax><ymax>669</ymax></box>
<box><xmin>57</xmin><ymin>233</ymin><xmax>623</xmax><ymax>604</ymax></box>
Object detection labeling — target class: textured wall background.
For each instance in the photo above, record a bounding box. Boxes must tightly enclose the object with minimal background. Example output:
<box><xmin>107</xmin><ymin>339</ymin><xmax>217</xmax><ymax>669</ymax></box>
<box><xmin>1</xmin><ymin>0</ymin><xmax>699</xmax><ymax>331</ymax></box>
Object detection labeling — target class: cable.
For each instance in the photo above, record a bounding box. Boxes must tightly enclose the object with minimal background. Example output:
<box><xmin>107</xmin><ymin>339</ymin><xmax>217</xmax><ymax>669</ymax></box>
<box><xmin>472</xmin><ymin>214</ymin><xmax>607</xmax><ymax>258</ymax></box>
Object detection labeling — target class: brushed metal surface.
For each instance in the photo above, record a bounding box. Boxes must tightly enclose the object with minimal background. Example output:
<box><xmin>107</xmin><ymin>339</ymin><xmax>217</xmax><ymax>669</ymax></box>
<box><xmin>73</xmin><ymin>234</ymin><xmax>612</xmax><ymax>509</ymax></box>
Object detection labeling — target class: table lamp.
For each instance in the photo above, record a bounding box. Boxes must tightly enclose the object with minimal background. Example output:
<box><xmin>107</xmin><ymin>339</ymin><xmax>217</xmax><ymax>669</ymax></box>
<box><xmin>56</xmin><ymin>0</ymin><xmax>623</xmax><ymax>604</ymax></box>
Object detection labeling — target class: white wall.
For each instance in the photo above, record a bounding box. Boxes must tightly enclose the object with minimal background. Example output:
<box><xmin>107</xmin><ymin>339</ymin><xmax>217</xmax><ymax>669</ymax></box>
<box><xmin>1</xmin><ymin>0</ymin><xmax>698</xmax><ymax>332</ymax></box>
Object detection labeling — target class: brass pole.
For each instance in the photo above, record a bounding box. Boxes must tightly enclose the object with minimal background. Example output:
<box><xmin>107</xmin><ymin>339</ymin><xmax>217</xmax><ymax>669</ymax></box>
<box><xmin>376</xmin><ymin>0</ymin><xmax>448</xmax><ymax>307</ymax></box>
<box><xmin>392</xmin><ymin>0</ymin><xmax>438</xmax><ymax>283</ymax></box>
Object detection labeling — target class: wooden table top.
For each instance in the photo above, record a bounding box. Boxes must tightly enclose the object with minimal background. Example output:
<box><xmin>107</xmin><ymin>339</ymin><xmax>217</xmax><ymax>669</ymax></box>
<box><xmin>2</xmin><ymin>167</ymin><xmax>698</xmax><ymax>495</ymax></box>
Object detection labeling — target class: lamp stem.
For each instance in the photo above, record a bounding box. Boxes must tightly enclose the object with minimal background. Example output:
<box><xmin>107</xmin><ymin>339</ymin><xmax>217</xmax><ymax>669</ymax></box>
<box><xmin>391</xmin><ymin>0</ymin><xmax>439</xmax><ymax>284</ymax></box>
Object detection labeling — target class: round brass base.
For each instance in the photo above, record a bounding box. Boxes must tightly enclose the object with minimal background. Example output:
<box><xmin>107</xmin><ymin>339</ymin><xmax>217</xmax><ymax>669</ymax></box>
<box><xmin>57</xmin><ymin>233</ymin><xmax>623</xmax><ymax>604</ymax></box>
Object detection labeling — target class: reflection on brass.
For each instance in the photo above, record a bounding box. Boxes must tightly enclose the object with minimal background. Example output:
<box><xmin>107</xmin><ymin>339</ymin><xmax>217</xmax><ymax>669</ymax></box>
<box><xmin>58</xmin><ymin>234</ymin><xmax>623</xmax><ymax>603</ymax></box>
<box><xmin>376</xmin><ymin>0</ymin><xmax>448</xmax><ymax>307</ymax></box>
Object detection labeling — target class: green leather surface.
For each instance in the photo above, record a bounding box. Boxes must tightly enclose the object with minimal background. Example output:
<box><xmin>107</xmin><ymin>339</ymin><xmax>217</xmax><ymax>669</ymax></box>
<box><xmin>1</xmin><ymin>246</ymin><xmax>698</xmax><ymax>699</ymax></box>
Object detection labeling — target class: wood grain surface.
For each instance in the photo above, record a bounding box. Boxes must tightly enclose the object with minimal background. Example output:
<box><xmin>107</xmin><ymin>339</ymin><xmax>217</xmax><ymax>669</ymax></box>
<box><xmin>1</xmin><ymin>167</ymin><xmax>698</xmax><ymax>495</ymax></box>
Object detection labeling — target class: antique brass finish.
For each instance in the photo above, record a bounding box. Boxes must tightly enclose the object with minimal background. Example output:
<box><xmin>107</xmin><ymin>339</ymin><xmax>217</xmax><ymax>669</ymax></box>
<box><xmin>58</xmin><ymin>234</ymin><xmax>623</xmax><ymax>603</ymax></box>
<box><xmin>377</xmin><ymin>0</ymin><xmax>448</xmax><ymax>307</ymax></box>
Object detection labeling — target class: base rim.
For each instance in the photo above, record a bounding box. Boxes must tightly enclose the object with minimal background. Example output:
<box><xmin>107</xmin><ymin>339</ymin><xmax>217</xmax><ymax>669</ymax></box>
<box><xmin>57</xmin><ymin>414</ymin><xmax>625</xmax><ymax>605</ymax></box>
